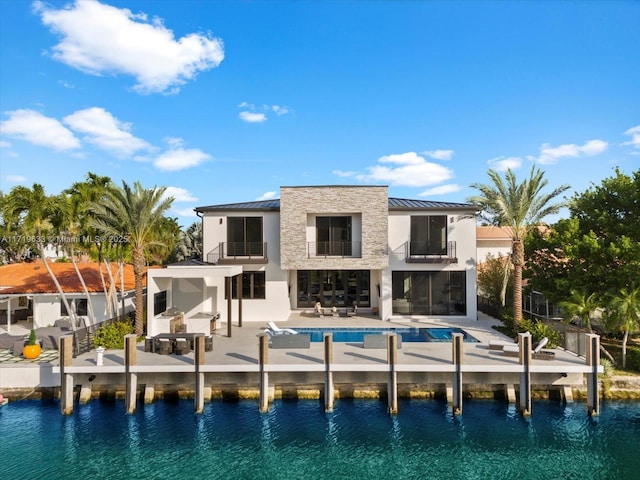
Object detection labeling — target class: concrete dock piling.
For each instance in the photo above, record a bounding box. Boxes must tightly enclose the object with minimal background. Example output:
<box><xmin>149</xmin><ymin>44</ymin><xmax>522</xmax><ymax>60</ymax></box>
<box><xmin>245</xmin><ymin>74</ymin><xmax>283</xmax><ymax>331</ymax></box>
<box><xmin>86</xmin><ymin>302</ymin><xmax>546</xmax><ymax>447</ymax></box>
<box><xmin>387</xmin><ymin>333</ymin><xmax>398</xmax><ymax>414</ymax></box>
<box><xmin>324</xmin><ymin>333</ymin><xmax>335</xmax><ymax>412</ymax></box>
<box><xmin>519</xmin><ymin>332</ymin><xmax>532</xmax><ymax>416</ymax></box>
<box><xmin>125</xmin><ymin>334</ymin><xmax>137</xmax><ymax>414</ymax></box>
<box><xmin>586</xmin><ymin>334</ymin><xmax>600</xmax><ymax>416</ymax></box>
<box><xmin>60</xmin><ymin>335</ymin><xmax>74</xmax><ymax>415</ymax></box>
<box><xmin>195</xmin><ymin>334</ymin><xmax>205</xmax><ymax>414</ymax></box>
<box><xmin>258</xmin><ymin>333</ymin><xmax>269</xmax><ymax>413</ymax></box>
<box><xmin>452</xmin><ymin>333</ymin><xmax>463</xmax><ymax>415</ymax></box>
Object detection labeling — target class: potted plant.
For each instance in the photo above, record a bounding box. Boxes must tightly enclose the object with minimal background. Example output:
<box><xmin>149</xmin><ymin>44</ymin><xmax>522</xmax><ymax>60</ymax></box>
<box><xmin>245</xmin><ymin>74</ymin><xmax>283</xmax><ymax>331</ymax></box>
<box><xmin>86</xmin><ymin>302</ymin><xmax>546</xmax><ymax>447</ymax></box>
<box><xmin>22</xmin><ymin>329</ymin><xmax>41</xmax><ymax>359</ymax></box>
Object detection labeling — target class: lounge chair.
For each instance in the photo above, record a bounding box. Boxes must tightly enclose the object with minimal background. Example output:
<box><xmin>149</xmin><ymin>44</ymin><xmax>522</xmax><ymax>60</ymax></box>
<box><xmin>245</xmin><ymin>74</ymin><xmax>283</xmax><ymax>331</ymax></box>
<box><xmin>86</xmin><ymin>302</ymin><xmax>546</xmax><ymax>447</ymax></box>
<box><xmin>500</xmin><ymin>337</ymin><xmax>555</xmax><ymax>360</ymax></box>
<box><xmin>267</xmin><ymin>321</ymin><xmax>298</xmax><ymax>335</ymax></box>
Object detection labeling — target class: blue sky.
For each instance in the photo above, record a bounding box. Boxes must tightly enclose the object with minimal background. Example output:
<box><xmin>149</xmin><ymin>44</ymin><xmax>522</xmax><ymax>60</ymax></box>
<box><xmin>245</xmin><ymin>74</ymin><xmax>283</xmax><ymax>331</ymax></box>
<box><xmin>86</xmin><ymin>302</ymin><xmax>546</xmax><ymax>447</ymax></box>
<box><xmin>1</xmin><ymin>0</ymin><xmax>638</xmax><ymax>227</ymax></box>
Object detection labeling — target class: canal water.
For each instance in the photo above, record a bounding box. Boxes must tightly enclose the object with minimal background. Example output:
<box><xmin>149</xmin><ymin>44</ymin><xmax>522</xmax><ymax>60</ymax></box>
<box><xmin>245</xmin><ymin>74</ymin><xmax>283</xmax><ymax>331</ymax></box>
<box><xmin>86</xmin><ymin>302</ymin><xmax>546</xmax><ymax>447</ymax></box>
<box><xmin>1</xmin><ymin>398</ymin><xmax>639</xmax><ymax>479</ymax></box>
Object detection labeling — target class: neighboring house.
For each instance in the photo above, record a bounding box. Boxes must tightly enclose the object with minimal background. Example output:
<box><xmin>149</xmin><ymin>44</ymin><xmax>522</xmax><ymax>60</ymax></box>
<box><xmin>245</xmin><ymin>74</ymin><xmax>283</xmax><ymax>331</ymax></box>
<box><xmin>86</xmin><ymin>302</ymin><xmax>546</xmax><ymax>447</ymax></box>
<box><xmin>476</xmin><ymin>226</ymin><xmax>513</xmax><ymax>262</ymax></box>
<box><xmin>0</xmin><ymin>261</ymin><xmax>137</xmax><ymax>331</ymax></box>
<box><xmin>146</xmin><ymin>185</ymin><xmax>479</xmax><ymax>335</ymax></box>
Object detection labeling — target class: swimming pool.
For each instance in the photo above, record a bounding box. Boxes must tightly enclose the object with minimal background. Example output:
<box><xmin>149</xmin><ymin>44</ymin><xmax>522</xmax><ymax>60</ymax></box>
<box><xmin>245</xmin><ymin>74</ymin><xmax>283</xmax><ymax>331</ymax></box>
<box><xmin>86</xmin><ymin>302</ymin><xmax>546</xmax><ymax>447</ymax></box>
<box><xmin>290</xmin><ymin>327</ymin><xmax>479</xmax><ymax>343</ymax></box>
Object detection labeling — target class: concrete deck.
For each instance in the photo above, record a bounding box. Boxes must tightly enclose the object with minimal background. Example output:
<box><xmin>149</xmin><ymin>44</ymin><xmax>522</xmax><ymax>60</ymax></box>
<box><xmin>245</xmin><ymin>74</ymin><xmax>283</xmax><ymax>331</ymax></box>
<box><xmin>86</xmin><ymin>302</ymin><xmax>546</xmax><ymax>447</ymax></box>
<box><xmin>0</xmin><ymin>313</ymin><xmax>597</xmax><ymax>391</ymax></box>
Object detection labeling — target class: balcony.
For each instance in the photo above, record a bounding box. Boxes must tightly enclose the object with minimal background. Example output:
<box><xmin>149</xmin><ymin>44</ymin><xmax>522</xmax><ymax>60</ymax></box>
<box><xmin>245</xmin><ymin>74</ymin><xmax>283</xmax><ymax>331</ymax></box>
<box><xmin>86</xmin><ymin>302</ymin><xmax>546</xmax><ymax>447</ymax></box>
<box><xmin>405</xmin><ymin>241</ymin><xmax>457</xmax><ymax>264</ymax></box>
<box><xmin>307</xmin><ymin>241</ymin><xmax>362</xmax><ymax>258</ymax></box>
<box><xmin>206</xmin><ymin>242</ymin><xmax>268</xmax><ymax>265</ymax></box>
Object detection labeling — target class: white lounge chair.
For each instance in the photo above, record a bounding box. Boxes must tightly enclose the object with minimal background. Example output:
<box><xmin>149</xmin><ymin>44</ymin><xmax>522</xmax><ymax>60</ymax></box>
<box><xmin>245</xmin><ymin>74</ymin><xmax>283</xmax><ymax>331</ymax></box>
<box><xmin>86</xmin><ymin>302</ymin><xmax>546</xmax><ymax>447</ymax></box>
<box><xmin>500</xmin><ymin>337</ymin><xmax>555</xmax><ymax>359</ymax></box>
<box><xmin>267</xmin><ymin>321</ymin><xmax>298</xmax><ymax>335</ymax></box>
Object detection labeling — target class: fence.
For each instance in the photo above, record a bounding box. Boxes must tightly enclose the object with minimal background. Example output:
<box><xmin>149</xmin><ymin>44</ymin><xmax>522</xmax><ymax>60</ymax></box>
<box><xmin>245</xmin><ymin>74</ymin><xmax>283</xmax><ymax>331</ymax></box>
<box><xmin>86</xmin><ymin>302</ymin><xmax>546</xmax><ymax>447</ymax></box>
<box><xmin>477</xmin><ymin>295</ymin><xmax>589</xmax><ymax>357</ymax></box>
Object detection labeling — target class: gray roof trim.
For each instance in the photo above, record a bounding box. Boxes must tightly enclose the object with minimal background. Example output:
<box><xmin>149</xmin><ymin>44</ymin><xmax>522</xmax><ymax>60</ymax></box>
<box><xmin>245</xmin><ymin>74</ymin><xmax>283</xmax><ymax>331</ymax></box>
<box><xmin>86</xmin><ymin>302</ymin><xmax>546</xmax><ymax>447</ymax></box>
<box><xmin>195</xmin><ymin>197</ymin><xmax>478</xmax><ymax>212</ymax></box>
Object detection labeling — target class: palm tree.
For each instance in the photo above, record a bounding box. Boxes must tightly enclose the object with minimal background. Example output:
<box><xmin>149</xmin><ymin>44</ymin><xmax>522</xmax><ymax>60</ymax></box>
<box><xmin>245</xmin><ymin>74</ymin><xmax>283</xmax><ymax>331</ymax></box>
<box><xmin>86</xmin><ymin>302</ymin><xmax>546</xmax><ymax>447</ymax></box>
<box><xmin>173</xmin><ymin>221</ymin><xmax>203</xmax><ymax>262</ymax></box>
<box><xmin>6</xmin><ymin>184</ymin><xmax>76</xmax><ymax>326</ymax></box>
<box><xmin>90</xmin><ymin>181</ymin><xmax>174</xmax><ymax>336</ymax></box>
<box><xmin>468</xmin><ymin>166</ymin><xmax>570</xmax><ymax>328</ymax></box>
<box><xmin>558</xmin><ymin>289</ymin><xmax>599</xmax><ymax>331</ymax></box>
<box><xmin>607</xmin><ymin>286</ymin><xmax>640</xmax><ymax>369</ymax></box>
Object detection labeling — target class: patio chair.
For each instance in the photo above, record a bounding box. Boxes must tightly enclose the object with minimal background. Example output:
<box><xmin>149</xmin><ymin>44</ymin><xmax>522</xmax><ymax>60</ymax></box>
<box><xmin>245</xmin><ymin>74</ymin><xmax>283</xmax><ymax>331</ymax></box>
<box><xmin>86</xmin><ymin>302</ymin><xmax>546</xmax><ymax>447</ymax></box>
<box><xmin>267</xmin><ymin>321</ymin><xmax>298</xmax><ymax>335</ymax></box>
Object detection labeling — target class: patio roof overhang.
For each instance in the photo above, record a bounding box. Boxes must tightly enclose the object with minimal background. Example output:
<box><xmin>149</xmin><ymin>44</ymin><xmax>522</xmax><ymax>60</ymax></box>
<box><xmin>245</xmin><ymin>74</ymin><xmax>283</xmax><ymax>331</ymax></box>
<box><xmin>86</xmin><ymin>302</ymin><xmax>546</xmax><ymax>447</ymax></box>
<box><xmin>147</xmin><ymin>264</ymin><xmax>243</xmax><ymax>283</ymax></box>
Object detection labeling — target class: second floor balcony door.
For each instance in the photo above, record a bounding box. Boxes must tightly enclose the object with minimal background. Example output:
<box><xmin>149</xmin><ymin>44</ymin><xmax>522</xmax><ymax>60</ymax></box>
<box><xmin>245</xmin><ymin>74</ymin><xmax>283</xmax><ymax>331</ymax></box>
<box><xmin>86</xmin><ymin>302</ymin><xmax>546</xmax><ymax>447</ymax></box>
<box><xmin>227</xmin><ymin>217</ymin><xmax>263</xmax><ymax>257</ymax></box>
<box><xmin>317</xmin><ymin>216</ymin><xmax>352</xmax><ymax>256</ymax></box>
<box><xmin>410</xmin><ymin>216</ymin><xmax>447</xmax><ymax>256</ymax></box>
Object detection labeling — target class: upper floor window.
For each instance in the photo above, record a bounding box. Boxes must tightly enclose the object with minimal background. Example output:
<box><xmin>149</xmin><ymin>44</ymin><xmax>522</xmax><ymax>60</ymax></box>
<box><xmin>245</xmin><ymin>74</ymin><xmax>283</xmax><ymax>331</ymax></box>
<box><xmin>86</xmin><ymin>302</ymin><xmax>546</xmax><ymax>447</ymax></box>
<box><xmin>317</xmin><ymin>216</ymin><xmax>352</xmax><ymax>256</ymax></box>
<box><xmin>227</xmin><ymin>217</ymin><xmax>263</xmax><ymax>256</ymax></box>
<box><xmin>410</xmin><ymin>216</ymin><xmax>447</xmax><ymax>255</ymax></box>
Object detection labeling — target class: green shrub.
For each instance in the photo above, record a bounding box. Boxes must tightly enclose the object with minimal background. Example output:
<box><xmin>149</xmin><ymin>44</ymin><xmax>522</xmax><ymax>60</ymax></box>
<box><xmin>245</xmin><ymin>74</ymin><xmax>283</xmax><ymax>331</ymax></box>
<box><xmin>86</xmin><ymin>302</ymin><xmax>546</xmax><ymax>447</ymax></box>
<box><xmin>93</xmin><ymin>320</ymin><xmax>134</xmax><ymax>349</ymax></box>
<box><xmin>516</xmin><ymin>319</ymin><xmax>561</xmax><ymax>348</ymax></box>
<box><xmin>626</xmin><ymin>346</ymin><xmax>640</xmax><ymax>372</ymax></box>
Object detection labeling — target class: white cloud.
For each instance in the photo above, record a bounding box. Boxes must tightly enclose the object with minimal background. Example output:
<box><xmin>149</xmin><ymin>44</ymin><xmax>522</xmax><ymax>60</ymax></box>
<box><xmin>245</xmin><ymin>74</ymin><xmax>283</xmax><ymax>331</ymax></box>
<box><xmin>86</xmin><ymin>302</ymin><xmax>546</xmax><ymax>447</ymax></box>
<box><xmin>272</xmin><ymin>105</ymin><xmax>289</xmax><ymax>116</ymax></box>
<box><xmin>239</xmin><ymin>111</ymin><xmax>267</xmax><ymax>123</ymax></box>
<box><xmin>34</xmin><ymin>0</ymin><xmax>224</xmax><ymax>94</ymax></box>
<box><xmin>153</xmin><ymin>147</ymin><xmax>211</xmax><ymax>171</ymax></box>
<box><xmin>63</xmin><ymin>107</ymin><xmax>151</xmax><ymax>156</ymax></box>
<box><xmin>0</xmin><ymin>109</ymin><xmax>80</xmax><ymax>151</ymax></box>
<box><xmin>622</xmin><ymin>125</ymin><xmax>640</xmax><ymax>150</ymax></box>
<box><xmin>0</xmin><ymin>140</ymin><xmax>11</xmax><ymax>148</ymax></box>
<box><xmin>418</xmin><ymin>184</ymin><xmax>462</xmax><ymax>196</ymax></box>
<box><xmin>171</xmin><ymin>207</ymin><xmax>198</xmax><ymax>218</ymax></box>
<box><xmin>256</xmin><ymin>191</ymin><xmax>277</xmax><ymax>201</ymax></box>
<box><xmin>6</xmin><ymin>175</ymin><xmax>27</xmax><ymax>183</ymax></box>
<box><xmin>163</xmin><ymin>186</ymin><xmax>197</xmax><ymax>202</ymax></box>
<box><xmin>488</xmin><ymin>156</ymin><xmax>522</xmax><ymax>171</ymax></box>
<box><xmin>355</xmin><ymin>152</ymin><xmax>454</xmax><ymax>187</ymax></box>
<box><xmin>333</xmin><ymin>170</ymin><xmax>358</xmax><ymax>177</ymax></box>
<box><xmin>532</xmin><ymin>139</ymin><xmax>608</xmax><ymax>164</ymax></box>
<box><xmin>423</xmin><ymin>149</ymin><xmax>454</xmax><ymax>161</ymax></box>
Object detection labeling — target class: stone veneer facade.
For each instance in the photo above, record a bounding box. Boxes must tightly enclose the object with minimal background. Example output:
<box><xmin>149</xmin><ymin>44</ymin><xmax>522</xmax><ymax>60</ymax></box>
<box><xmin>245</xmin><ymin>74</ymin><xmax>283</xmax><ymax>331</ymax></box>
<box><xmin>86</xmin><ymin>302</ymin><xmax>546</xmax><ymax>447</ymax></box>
<box><xmin>280</xmin><ymin>186</ymin><xmax>389</xmax><ymax>271</ymax></box>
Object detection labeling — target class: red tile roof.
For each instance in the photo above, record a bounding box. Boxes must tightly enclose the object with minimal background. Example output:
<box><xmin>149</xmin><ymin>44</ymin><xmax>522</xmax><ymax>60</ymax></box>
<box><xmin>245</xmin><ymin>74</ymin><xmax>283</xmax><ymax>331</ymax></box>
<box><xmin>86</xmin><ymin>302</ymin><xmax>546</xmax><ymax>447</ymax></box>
<box><xmin>0</xmin><ymin>261</ymin><xmax>141</xmax><ymax>295</ymax></box>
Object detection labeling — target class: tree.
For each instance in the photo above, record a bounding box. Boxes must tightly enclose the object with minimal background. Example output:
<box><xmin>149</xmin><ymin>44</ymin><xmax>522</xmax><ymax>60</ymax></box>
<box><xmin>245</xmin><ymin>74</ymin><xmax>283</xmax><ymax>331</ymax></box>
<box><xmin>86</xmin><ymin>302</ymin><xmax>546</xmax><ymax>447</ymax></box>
<box><xmin>468</xmin><ymin>166</ymin><xmax>570</xmax><ymax>328</ymax></box>
<box><xmin>606</xmin><ymin>286</ymin><xmax>640</xmax><ymax>369</ymax></box>
<box><xmin>477</xmin><ymin>253</ymin><xmax>513</xmax><ymax>306</ymax></box>
<box><xmin>172</xmin><ymin>221</ymin><xmax>203</xmax><ymax>262</ymax></box>
<box><xmin>558</xmin><ymin>289</ymin><xmax>599</xmax><ymax>332</ymax></box>
<box><xmin>90</xmin><ymin>181</ymin><xmax>174</xmax><ymax>336</ymax></box>
<box><xmin>525</xmin><ymin>168</ymin><xmax>640</xmax><ymax>301</ymax></box>
<box><xmin>5</xmin><ymin>184</ymin><xmax>76</xmax><ymax>325</ymax></box>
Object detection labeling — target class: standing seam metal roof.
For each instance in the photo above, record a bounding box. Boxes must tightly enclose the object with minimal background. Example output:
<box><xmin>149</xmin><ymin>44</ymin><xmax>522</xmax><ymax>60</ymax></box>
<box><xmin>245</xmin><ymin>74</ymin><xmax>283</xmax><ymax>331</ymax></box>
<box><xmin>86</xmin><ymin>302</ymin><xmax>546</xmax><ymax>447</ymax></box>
<box><xmin>195</xmin><ymin>197</ymin><xmax>476</xmax><ymax>211</ymax></box>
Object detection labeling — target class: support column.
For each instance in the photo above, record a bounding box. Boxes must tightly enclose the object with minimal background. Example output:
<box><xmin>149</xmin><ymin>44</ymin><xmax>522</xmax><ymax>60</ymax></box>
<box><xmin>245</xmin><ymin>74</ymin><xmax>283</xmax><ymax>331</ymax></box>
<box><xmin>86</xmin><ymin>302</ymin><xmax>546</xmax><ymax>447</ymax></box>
<box><xmin>387</xmin><ymin>333</ymin><xmax>398</xmax><ymax>414</ymax></box>
<box><xmin>586</xmin><ymin>333</ymin><xmax>600</xmax><ymax>416</ymax></box>
<box><xmin>125</xmin><ymin>334</ymin><xmax>137</xmax><ymax>415</ymax></box>
<box><xmin>60</xmin><ymin>335</ymin><xmax>74</xmax><ymax>415</ymax></box>
<box><xmin>519</xmin><ymin>332</ymin><xmax>532</xmax><ymax>416</ymax></box>
<box><xmin>237</xmin><ymin>274</ymin><xmax>243</xmax><ymax>328</ymax></box>
<box><xmin>227</xmin><ymin>276</ymin><xmax>232</xmax><ymax>337</ymax></box>
<box><xmin>324</xmin><ymin>333</ymin><xmax>334</xmax><ymax>412</ymax></box>
<box><xmin>452</xmin><ymin>332</ymin><xmax>463</xmax><ymax>415</ymax></box>
<box><xmin>258</xmin><ymin>333</ymin><xmax>269</xmax><ymax>413</ymax></box>
<box><xmin>194</xmin><ymin>334</ymin><xmax>205</xmax><ymax>414</ymax></box>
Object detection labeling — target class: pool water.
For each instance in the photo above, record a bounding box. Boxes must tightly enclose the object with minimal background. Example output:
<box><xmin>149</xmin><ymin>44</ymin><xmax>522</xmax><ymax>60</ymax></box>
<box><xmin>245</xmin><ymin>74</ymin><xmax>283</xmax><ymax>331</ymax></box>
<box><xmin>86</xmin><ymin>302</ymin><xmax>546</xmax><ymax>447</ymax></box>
<box><xmin>292</xmin><ymin>326</ymin><xmax>479</xmax><ymax>343</ymax></box>
<box><xmin>1</xmin><ymin>399</ymin><xmax>639</xmax><ymax>479</ymax></box>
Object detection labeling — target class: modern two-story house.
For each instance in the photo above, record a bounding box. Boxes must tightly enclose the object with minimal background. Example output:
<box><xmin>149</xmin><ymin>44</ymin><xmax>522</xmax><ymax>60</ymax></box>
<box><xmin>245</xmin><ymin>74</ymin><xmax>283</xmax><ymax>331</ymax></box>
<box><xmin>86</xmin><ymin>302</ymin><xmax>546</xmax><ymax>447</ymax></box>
<box><xmin>146</xmin><ymin>185</ymin><xmax>479</xmax><ymax>335</ymax></box>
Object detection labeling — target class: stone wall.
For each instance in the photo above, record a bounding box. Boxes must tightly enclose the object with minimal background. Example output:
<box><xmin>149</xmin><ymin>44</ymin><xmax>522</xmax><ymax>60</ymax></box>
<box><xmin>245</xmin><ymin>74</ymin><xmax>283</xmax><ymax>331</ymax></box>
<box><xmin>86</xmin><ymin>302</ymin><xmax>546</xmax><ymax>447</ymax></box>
<box><xmin>280</xmin><ymin>186</ymin><xmax>389</xmax><ymax>270</ymax></box>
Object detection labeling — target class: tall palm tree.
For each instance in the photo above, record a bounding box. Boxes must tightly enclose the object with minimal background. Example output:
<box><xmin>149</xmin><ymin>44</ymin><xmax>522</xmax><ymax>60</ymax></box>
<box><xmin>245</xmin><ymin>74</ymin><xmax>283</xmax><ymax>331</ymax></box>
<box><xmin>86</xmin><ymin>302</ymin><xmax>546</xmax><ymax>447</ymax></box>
<box><xmin>607</xmin><ymin>286</ymin><xmax>640</xmax><ymax>369</ymax></box>
<box><xmin>90</xmin><ymin>181</ymin><xmax>174</xmax><ymax>336</ymax></box>
<box><xmin>558</xmin><ymin>289</ymin><xmax>599</xmax><ymax>332</ymax></box>
<box><xmin>468</xmin><ymin>166</ymin><xmax>570</xmax><ymax>328</ymax></box>
<box><xmin>6</xmin><ymin>184</ymin><xmax>76</xmax><ymax>326</ymax></box>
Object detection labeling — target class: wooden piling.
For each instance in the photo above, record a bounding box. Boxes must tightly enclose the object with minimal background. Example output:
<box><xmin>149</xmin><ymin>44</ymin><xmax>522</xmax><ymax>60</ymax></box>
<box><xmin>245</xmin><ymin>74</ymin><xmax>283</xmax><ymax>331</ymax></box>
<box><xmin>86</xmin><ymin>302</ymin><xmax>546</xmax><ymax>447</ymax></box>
<box><xmin>227</xmin><ymin>276</ymin><xmax>233</xmax><ymax>337</ymax></box>
<box><xmin>387</xmin><ymin>333</ymin><xmax>398</xmax><ymax>414</ymax></box>
<box><xmin>324</xmin><ymin>333</ymin><xmax>335</xmax><ymax>412</ymax></box>
<box><xmin>452</xmin><ymin>333</ymin><xmax>463</xmax><ymax>415</ymax></box>
<box><xmin>258</xmin><ymin>333</ymin><xmax>269</xmax><ymax>413</ymax></box>
<box><xmin>125</xmin><ymin>334</ymin><xmax>137</xmax><ymax>414</ymax></box>
<box><xmin>519</xmin><ymin>332</ymin><xmax>532</xmax><ymax>416</ymax></box>
<box><xmin>60</xmin><ymin>335</ymin><xmax>74</xmax><ymax>415</ymax></box>
<box><xmin>194</xmin><ymin>334</ymin><xmax>205</xmax><ymax>414</ymax></box>
<box><xmin>586</xmin><ymin>333</ymin><xmax>600</xmax><ymax>416</ymax></box>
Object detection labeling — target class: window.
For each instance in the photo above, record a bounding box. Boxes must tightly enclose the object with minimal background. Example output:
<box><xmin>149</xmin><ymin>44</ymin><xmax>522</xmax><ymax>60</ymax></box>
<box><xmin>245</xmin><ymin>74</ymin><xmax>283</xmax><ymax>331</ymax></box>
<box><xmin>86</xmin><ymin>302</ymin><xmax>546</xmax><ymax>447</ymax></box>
<box><xmin>410</xmin><ymin>216</ymin><xmax>447</xmax><ymax>255</ymax></box>
<box><xmin>153</xmin><ymin>291</ymin><xmax>167</xmax><ymax>316</ymax></box>
<box><xmin>297</xmin><ymin>270</ymin><xmax>370</xmax><ymax>308</ymax></box>
<box><xmin>61</xmin><ymin>298</ymin><xmax>88</xmax><ymax>316</ymax></box>
<box><xmin>316</xmin><ymin>216</ymin><xmax>352</xmax><ymax>256</ymax></box>
<box><xmin>226</xmin><ymin>272</ymin><xmax>266</xmax><ymax>299</ymax></box>
<box><xmin>227</xmin><ymin>217</ymin><xmax>263</xmax><ymax>256</ymax></box>
<box><xmin>391</xmin><ymin>271</ymin><xmax>466</xmax><ymax>315</ymax></box>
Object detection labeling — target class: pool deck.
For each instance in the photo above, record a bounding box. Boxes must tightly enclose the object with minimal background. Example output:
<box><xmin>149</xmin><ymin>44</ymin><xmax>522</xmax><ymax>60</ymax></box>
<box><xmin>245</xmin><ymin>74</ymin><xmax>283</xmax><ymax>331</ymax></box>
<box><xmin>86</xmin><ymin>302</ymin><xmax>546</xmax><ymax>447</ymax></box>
<box><xmin>0</xmin><ymin>312</ymin><xmax>597</xmax><ymax>392</ymax></box>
